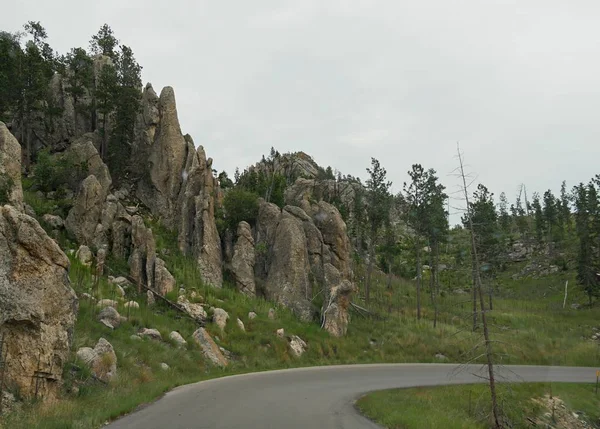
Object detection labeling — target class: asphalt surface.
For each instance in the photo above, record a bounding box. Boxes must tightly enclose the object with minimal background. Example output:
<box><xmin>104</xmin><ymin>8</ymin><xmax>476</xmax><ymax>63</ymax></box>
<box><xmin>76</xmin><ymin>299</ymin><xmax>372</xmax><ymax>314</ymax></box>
<box><xmin>106</xmin><ymin>364</ymin><xmax>597</xmax><ymax>429</ymax></box>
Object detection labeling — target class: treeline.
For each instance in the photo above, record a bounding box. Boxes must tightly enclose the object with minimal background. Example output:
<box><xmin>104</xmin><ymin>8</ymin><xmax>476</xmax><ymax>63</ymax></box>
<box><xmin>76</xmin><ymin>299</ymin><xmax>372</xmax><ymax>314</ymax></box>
<box><xmin>0</xmin><ymin>22</ymin><xmax>142</xmax><ymax>179</ymax></box>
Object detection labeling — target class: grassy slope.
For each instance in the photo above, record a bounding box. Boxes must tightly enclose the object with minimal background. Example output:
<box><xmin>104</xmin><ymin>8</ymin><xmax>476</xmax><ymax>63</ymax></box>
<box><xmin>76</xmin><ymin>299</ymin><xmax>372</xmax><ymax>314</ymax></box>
<box><xmin>356</xmin><ymin>383</ymin><xmax>600</xmax><ymax>429</ymax></box>
<box><xmin>2</xmin><ymin>195</ymin><xmax>600</xmax><ymax>427</ymax></box>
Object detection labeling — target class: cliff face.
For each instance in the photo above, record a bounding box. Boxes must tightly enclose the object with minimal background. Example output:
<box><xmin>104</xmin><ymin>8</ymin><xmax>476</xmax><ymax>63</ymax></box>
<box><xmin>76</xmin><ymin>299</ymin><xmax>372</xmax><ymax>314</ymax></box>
<box><xmin>0</xmin><ymin>124</ymin><xmax>78</xmax><ymax>400</ymax></box>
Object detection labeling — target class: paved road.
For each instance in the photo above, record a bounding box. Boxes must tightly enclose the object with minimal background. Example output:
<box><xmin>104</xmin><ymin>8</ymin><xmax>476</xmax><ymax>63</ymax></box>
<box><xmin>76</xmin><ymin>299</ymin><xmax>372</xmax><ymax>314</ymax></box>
<box><xmin>106</xmin><ymin>364</ymin><xmax>596</xmax><ymax>429</ymax></box>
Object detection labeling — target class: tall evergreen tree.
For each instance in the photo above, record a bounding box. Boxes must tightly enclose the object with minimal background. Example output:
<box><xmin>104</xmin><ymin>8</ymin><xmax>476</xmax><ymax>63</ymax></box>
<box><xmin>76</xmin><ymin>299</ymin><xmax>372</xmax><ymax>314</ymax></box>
<box><xmin>364</xmin><ymin>158</ymin><xmax>392</xmax><ymax>304</ymax></box>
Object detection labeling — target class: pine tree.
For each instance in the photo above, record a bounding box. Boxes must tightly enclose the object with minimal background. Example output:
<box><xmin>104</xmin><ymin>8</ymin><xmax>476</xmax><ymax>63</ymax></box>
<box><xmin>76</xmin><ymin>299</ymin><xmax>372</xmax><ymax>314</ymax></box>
<box><xmin>90</xmin><ymin>24</ymin><xmax>119</xmax><ymax>58</ymax></box>
<box><xmin>365</xmin><ymin>158</ymin><xmax>392</xmax><ymax>304</ymax></box>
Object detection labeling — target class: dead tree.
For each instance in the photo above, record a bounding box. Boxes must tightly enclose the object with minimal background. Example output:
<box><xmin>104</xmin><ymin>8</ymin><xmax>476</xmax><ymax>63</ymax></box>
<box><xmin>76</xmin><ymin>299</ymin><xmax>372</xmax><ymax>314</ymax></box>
<box><xmin>457</xmin><ymin>144</ymin><xmax>501</xmax><ymax>429</ymax></box>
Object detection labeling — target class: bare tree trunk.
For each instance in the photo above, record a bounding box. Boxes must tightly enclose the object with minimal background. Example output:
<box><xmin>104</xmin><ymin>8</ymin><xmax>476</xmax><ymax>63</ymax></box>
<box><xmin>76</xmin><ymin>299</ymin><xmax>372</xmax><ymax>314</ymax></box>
<box><xmin>433</xmin><ymin>241</ymin><xmax>439</xmax><ymax>328</ymax></box>
<box><xmin>458</xmin><ymin>144</ymin><xmax>501</xmax><ymax>429</ymax></box>
<box><xmin>472</xmin><ymin>251</ymin><xmax>478</xmax><ymax>331</ymax></box>
<box><xmin>386</xmin><ymin>257</ymin><xmax>393</xmax><ymax>290</ymax></box>
<box><xmin>365</xmin><ymin>243</ymin><xmax>373</xmax><ymax>305</ymax></box>
<box><xmin>416</xmin><ymin>244</ymin><xmax>421</xmax><ymax>320</ymax></box>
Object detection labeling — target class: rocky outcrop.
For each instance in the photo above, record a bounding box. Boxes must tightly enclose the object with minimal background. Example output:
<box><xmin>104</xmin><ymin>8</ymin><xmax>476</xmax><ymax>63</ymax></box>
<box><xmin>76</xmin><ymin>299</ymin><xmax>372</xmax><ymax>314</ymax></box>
<box><xmin>251</xmin><ymin>151</ymin><xmax>320</xmax><ymax>182</ymax></box>
<box><xmin>136</xmin><ymin>86</ymin><xmax>223</xmax><ymax>287</ymax></box>
<box><xmin>66</xmin><ymin>137</ymin><xmax>112</xmax><ymax>193</ymax></box>
<box><xmin>65</xmin><ymin>175</ymin><xmax>106</xmax><ymax>245</ymax></box>
<box><xmin>254</xmin><ymin>197</ymin><xmax>355</xmax><ymax>336</ymax></box>
<box><xmin>140</xmin><ymin>87</ymin><xmax>187</xmax><ymax>227</ymax></box>
<box><xmin>0</xmin><ymin>205</ymin><xmax>78</xmax><ymax>399</ymax></box>
<box><xmin>230</xmin><ymin>221</ymin><xmax>256</xmax><ymax>296</ymax></box>
<box><xmin>264</xmin><ymin>207</ymin><xmax>313</xmax><ymax>321</ymax></box>
<box><xmin>154</xmin><ymin>257</ymin><xmax>175</xmax><ymax>296</ymax></box>
<box><xmin>0</xmin><ymin>123</ymin><xmax>23</xmax><ymax>211</ymax></box>
<box><xmin>128</xmin><ymin>215</ymin><xmax>156</xmax><ymax>290</ymax></box>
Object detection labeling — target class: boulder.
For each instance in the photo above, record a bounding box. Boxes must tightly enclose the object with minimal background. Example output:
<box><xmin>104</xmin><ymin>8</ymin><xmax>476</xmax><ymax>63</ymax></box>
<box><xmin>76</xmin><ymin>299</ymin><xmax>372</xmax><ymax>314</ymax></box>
<box><xmin>75</xmin><ymin>245</ymin><xmax>93</xmax><ymax>266</ymax></box>
<box><xmin>0</xmin><ymin>123</ymin><xmax>23</xmax><ymax>211</ymax></box>
<box><xmin>0</xmin><ymin>205</ymin><xmax>78</xmax><ymax>400</ymax></box>
<box><xmin>289</xmin><ymin>335</ymin><xmax>307</xmax><ymax>357</ymax></box>
<box><xmin>230</xmin><ymin>221</ymin><xmax>256</xmax><ymax>296</ymax></box>
<box><xmin>147</xmin><ymin>290</ymin><xmax>156</xmax><ymax>306</ymax></box>
<box><xmin>97</xmin><ymin>306</ymin><xmax>126</xmax><ymax>329</ymax></box>
<box><xmin>177</xmin><ymin>295</ymin><xmax>207</xmax><ymax>322</ymax></box>
<box><xmin>139</xmin><ymin>328</ymin><xmax>162</xmax><ymax>341</ymax></box>
<box><xmin>42</xmin><ymin>214</ymin><xmax>64</xmax><ymax>229</ymax></box>
<box><xmin>154</xmin><ymin>257</ymin><xmax>175</xmax><ymax>296</ymax></box>
<box><xmin>76</xmin><ymin>338</ymin><xmax>117</xmax><ymax>383</ymax></box>
<box><xmin>124</xmin><ymin>301</ymin><xmax>140</xmax><ymax>309</ymax></box>
<box><xmin>169</xmin><ymin>331</ymin><xmax>187</xmax><ymax>348</ymax></box>
<box><xmin>248</xmin><ymin>311</ymin><xmax>257</xmax><ymax>320</ymax></box>
<box><xmin>192</xmin><ymin>328</ymin><xmax>228</xmax><ymax>367</ymax></box>
<box><xmin>96</xmin><ymin>299</ymin><xmax>119</xmax><ymax>308</ymax></box>
<box><xmin>236</xmin><ymin>318</ymin><xmax>245</xmax><ymax>331</ymax></box>
<box><xmin>213</xmin><ymin>308</ymin><xmax>229</xmax><ymax>331</ymax></box>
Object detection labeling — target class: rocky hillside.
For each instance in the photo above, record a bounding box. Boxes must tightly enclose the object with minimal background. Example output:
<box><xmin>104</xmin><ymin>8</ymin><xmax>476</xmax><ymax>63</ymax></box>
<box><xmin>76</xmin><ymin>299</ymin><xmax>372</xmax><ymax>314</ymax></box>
<box><xmin>0</xmin><ymin>45</ymin><xmax>361</xmax><ymax>406</ymax></box>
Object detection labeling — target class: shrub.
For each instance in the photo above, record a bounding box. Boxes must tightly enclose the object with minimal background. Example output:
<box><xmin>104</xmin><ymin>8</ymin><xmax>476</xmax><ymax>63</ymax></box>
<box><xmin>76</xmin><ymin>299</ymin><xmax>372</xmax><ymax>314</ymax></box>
<box><xmin>222</xmin><ymin>188</ymin><xmax>259</xmax><ymax>231</ymax></box>
<box><xmin>33</xmin><ymin>149</ymin><xmax>87</xmax><ymax>193</ymax></box>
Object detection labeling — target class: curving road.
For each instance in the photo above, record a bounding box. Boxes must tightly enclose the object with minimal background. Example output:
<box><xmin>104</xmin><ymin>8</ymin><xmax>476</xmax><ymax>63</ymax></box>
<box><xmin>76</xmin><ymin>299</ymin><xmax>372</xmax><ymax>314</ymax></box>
<box><xmin>106</xmin><ymin>364</ymin><xmax>596</xmax><ymax>429</ymax></box>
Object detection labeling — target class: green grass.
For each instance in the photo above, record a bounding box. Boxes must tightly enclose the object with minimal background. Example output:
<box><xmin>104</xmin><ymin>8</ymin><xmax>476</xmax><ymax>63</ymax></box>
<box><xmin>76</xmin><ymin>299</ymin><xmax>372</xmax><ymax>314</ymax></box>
<box><xmin>356</xmin><ymin>382</ymin><xmax>600</xmax><ymax>428</ymax></box>
<box><xmin>3</xmin><ymin>212</ymin><xmax>600</xmax><ymax>428</ymax></box>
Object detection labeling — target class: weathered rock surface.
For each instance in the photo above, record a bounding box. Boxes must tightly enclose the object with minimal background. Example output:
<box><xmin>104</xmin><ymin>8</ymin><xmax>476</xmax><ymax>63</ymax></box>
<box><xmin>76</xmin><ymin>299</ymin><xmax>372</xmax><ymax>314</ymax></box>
<box><xmin>0</xmin><ymin>123</ymin><xmax>23</xmax><ymax>211</ymax></box>
<box><xmin>76</xmin><ymin>338</ymin><xmax>117</xmax><ymax>383</ymax></box>
<box><xmin>192</xmin><ymin>328</ymin><xmax>228</xmax><ymax>367</ymax></box>
<box><xmin>230</xmin><ymin>221</ymin><xmax>256</xmax><ymax>296</ymax></box>
<box><xmin>0</xmin><ymin>205</ymin><xmax>78</xmax><ymax>400</ymax></box>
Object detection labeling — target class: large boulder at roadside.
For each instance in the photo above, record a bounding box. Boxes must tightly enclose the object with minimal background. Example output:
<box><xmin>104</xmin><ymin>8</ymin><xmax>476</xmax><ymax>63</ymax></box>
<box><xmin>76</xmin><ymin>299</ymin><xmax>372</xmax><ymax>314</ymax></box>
<box><xmin>0</xmin><ymin>205</ymin><xmax>78</xmax><ymax>399</ymax></box>
<box><xmin>230</xmin><ymin>221</ymin><xmax>256</xmax><ymax>296</ymax></box>
<box><xmin>192</xmin><ymin>328</ymin><xmax>228</xmax><ymax>367</ymax></box>
<box><xmin>76</xmin><ymin>338</ymin><xmax>117</xmax><ymax>383</ymax></box>
<box><xmin>0</xmin><ymin>123</ymin><xmax>23</xmax><ymax>211</ymax></box>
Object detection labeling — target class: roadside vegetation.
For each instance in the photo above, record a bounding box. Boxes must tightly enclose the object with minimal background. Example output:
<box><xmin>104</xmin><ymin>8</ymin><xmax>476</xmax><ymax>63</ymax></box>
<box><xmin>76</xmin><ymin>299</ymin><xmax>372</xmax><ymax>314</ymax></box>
<box><xmin>356</xmin><ymin>383</ymin><xmax>600</xmax><ymax>429</ymax></box>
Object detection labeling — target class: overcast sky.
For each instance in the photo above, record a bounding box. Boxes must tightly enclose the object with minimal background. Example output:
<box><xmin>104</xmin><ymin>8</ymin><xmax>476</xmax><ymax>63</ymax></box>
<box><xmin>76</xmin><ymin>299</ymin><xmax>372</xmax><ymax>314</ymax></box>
<box><xmin>3</xmin><ymin>1</ymin><xmax>599</xmax><ymax>221</ymax></box>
